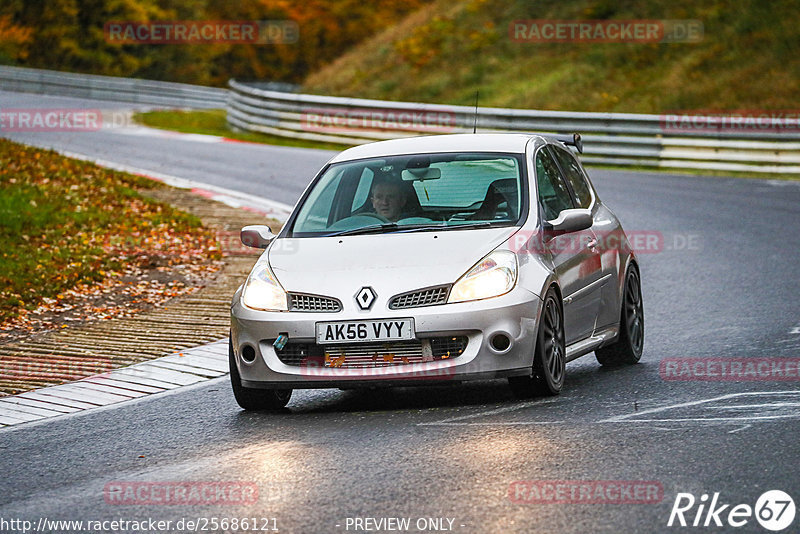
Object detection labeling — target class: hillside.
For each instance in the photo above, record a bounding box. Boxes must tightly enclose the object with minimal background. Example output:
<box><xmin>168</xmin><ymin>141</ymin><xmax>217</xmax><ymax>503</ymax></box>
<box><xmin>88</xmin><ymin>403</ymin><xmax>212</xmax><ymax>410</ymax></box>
<box><xmin>302</xmin><ymin>0</ymin><xmax>800</xmax><ymax>113</ymax></box>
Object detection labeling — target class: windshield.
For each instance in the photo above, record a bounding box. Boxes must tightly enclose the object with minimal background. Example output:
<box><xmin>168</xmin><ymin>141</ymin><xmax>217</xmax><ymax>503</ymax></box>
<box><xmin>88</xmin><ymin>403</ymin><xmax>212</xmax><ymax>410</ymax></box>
<box><xmin>289</xmin><ymin>152</ymin><xmax>526</xmax><ymax>236</ymax></box>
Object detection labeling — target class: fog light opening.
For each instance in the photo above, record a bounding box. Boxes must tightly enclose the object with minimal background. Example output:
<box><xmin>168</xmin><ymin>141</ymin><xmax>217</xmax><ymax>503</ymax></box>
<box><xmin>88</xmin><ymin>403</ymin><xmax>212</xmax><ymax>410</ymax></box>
<box><xmin>240</xmin><ymin>344</ymin><xmax>257</xmax><ymax>363</ymax></box>
<box><xmin>490</xmin><ymin>333</ymin><xmax>512</xmax><ymax>353</ymax></box>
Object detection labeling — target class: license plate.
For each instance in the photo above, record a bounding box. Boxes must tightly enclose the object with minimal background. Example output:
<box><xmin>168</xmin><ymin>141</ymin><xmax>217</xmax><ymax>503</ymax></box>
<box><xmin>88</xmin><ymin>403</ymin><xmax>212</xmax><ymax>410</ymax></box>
<box><xmin>316</xmin><ymin>318</ymin><xmax>414</xmax><ymax>344</ymax></box>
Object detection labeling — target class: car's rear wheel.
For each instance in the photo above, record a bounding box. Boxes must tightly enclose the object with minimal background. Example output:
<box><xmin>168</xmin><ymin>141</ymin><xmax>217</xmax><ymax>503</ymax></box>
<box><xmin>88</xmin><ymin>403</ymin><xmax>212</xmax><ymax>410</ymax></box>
<box><xmin>229</xmin><ymin>336</ymin><xmax>292</xmax><ymax>411</ymax></box>
<box><xmin>509</xmin><ymin>287</ymin><xmax>565</xmax><ymax>397</ymax></box>
<box><xmin>595</xmin><ymin>265</ymin><xmax>643</xmax><ymax>366</ymax></box>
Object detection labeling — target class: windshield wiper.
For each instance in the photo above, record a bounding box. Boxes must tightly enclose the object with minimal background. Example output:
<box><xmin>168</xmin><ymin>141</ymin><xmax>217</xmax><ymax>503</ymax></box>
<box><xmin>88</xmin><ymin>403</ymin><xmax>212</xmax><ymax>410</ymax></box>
<box><xmin>322</xmin><ymin>220</ymin><xmax>510</xmax><ymax>237</ymax></box>
<box><xmin>393</xmin><ymin>221</ymin><xmax>512</xmax><ymax>234</ymax></box>
<box><xmin>446</xmin><ymin>221</ymin><xmax>510</xmax><ymax>230</ymax></box>
<box><xmin>324</xmin><ymin>223</ymin><xmax>399</xmax><ymax>237</ymax></box>
<box><xmin>393</xmin><ymin>222</ymin><xmax>449</xmax><ymax>233</ymax></box>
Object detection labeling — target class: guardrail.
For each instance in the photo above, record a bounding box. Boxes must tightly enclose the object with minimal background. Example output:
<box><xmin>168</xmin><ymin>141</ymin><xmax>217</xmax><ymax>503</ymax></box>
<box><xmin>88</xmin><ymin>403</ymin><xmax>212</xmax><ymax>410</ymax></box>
<box><xmin>0</xmin><ymin>66</ymin><xmax>227</xmax><ymax>109</ymax></box>
<box><xmin>228</xmin><ymin>79</ymin><xmax>800</xmax><ymax>174</ymax></box>
<box><xmin>2</xmin><ymin>67</ymin><xmax>796</xmax><ymax>174</ymax></box>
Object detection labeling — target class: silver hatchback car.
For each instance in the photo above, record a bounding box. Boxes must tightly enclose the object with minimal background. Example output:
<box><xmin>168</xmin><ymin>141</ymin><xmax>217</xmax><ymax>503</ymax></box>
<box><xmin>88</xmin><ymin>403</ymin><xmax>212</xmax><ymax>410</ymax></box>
<box><xmin>230</xmin><ymin>133</ymin><xmax>643</xmax><ymax>410</ymax></box>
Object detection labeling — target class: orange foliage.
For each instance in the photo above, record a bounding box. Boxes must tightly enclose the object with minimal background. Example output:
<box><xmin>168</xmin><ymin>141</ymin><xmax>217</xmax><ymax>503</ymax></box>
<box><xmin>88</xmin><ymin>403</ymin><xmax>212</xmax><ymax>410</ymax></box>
<box><xmin>0</xmin><ymin>14</ymin><xmax>33</xmax><ymax>59</ymax></box>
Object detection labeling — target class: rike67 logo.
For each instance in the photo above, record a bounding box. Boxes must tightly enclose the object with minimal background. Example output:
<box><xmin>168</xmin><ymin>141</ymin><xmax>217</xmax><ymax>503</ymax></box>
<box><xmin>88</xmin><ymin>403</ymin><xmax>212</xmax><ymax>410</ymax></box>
<box><xmin>668</xmin><ymin>490</ymin><xmax>795</xmax><ymax>531</ymax></box>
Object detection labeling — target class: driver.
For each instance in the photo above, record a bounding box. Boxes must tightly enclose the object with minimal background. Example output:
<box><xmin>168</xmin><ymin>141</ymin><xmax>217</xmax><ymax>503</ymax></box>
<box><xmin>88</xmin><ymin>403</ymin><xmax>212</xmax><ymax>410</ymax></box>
<box><xmin>370</xmin><ymin>179</ymin><xmax>408</xmax><ymax>222</ymax></box>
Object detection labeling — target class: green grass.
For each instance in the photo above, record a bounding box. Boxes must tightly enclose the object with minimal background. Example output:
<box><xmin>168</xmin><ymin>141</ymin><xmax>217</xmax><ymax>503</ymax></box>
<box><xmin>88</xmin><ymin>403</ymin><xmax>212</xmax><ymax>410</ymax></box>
<box><xmin>303</xmin><ymin>0</ymin><xmax>800</xmax><ymax>113</ymax></box>
<box><xmin>133</xmin><ymin>109</ymin><xmax>351</xmax><ymax>152</ymax></box>
<box><xmin>0</xmin><ymin>139</ymin><xmax>219</xmax><ymax>323</ymax></box>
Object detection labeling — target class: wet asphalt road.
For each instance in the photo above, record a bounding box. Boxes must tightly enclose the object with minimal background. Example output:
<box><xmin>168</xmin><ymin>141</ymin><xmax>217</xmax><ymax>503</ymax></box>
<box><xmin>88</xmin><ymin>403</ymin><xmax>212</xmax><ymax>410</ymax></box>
<box><xmin>1</xmin><ymin>90</ymin><xmax>799</xmax><ymax>534</ymax></box>
<box><xmin>0</xmin><ymin>91</ymin><xmax>331</xmax><ymax>207</ymax></box>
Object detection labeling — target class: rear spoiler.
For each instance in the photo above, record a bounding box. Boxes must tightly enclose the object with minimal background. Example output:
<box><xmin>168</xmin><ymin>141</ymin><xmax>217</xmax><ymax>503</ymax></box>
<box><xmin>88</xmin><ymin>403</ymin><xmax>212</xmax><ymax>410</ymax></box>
<box><xmin>528</xmin><ymin>132</ymin><xmax>584</xmax><ymax>154</ymax></box>
<box><xmin>555</xmin><ymin>133</ymin><xmax>583</xmax><ymax>154</ymax></box>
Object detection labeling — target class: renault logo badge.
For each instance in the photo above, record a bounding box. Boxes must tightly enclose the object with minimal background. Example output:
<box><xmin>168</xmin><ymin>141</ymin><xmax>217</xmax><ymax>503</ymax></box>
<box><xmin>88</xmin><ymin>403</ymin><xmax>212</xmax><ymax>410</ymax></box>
<box><xmin>355</xmin><ymin>287</ymin><xmax>377</xmax><ymax>310</ymax></box>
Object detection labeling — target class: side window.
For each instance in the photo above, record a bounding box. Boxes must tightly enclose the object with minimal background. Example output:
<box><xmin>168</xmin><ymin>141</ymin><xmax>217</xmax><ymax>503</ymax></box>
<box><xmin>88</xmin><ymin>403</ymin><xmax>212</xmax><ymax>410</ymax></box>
<box><xmin>535</xmin><ymin>149</ymin><xmax>574</xmax><ymax>220</ymax></box>
<box><xmin>552</xmin><ymin>147</ymin><xmax>592</xmax><ymax>209</ymax></box>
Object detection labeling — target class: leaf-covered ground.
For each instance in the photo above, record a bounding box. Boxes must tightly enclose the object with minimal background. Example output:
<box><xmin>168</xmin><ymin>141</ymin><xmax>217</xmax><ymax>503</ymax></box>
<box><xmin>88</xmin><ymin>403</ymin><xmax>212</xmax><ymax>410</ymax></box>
<box><xmin>0</xmin><ymin>139</ymin><xmax>223</xmax><ymax>339</ymax></box>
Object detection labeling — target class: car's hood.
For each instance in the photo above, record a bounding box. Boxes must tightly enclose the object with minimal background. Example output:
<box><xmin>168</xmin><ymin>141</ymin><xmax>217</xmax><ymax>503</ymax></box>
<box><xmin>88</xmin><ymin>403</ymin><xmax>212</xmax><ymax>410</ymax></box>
<box><xmin>268</xmin><ymin>227</ymin><xmax>518</xmax><ymax>309</ymax></box>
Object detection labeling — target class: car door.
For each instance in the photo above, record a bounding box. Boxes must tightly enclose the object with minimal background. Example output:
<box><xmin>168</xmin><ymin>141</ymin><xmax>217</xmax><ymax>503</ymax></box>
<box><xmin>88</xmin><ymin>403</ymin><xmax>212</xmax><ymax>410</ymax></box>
<box><xmin>534</xmin><ymin>146</ymin><xmax>602</xmax><ymax>345</ymax></box>
<box><xmin>550</xmin><ymin>145</ymin><xmax>620</xmax><ymax>334</ymax></box>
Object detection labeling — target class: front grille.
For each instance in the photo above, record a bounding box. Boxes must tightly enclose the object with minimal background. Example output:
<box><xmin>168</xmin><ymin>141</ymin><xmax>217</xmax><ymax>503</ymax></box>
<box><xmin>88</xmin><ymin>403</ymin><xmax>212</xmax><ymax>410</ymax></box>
<box><xmin>389</xmin><ymin>286</ymin><xmax>450</xmax><ymax>309</ymax></box>
<box><xmin>273</xmin><ymin>336</ymin><xmax>468</xmax><ymax>368</ymax></box>
<box><xmin>289</xmin><ymin>293</ymin><xmax>342</xmax><ymax>312</ymax></box>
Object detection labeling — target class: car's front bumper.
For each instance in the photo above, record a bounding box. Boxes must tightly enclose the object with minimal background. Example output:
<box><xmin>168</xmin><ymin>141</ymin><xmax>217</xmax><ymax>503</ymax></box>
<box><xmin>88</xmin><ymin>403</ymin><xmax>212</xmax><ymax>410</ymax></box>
<box><xmin>230</xmin><ymin>286</ymin><xmax>544</xmax><ymax>389</ymax></box>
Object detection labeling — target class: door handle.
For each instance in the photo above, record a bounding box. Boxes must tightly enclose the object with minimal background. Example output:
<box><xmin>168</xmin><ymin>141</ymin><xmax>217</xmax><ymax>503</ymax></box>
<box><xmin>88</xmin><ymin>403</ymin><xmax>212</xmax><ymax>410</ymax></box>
<box><xmin>587</xmin><ymin>238</ymin><xmax>598</xmax><ymax>249</ymax></box>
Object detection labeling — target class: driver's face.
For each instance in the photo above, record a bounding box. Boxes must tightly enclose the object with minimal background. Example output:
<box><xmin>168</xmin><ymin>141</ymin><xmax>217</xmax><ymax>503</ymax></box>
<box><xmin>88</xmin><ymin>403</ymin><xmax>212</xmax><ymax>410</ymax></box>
<box><xmin>371</xmin><ymin>183</ymin><xmax>407</xmax><ymax>221</ymax></box>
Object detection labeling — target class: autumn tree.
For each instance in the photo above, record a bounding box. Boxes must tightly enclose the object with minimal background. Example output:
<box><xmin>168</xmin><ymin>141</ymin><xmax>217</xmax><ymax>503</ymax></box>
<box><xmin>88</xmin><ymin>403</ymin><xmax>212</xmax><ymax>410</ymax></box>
<box><xmin>0</xmin><ymin>0</ymin><xmax>429</xmax><ymax>86</ymax></box>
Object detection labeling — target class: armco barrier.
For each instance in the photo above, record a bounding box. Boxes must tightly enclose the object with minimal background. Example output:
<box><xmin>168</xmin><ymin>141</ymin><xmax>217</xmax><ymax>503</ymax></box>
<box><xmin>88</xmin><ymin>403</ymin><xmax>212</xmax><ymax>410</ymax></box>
<box><xmin>227</xmin><ymin>79</ymin><xmax>800</xmax><ymax>174</ymax></box>
<box><xmin>1</xmin><ymin>66</ymin><xmax>796</xmax><ymax>174</ymax></box>
<box><xmin>0</xmin><ymin>65</ymin><xmax>227</xmax><ymax>109</ymax></box>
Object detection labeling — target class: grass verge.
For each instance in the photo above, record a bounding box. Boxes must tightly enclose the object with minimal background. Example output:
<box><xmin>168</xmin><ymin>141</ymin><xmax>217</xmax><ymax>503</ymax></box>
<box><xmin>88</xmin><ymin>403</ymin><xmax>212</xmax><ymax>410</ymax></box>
<box><xmin>133</xmin><ymin>109</ymin><xmax>350</xmax><ymax>152</ymax></box>
<box><xmin>0</xmin><ymin>139</ymin><xmax>222</xmax><ymax>325</ymax></box>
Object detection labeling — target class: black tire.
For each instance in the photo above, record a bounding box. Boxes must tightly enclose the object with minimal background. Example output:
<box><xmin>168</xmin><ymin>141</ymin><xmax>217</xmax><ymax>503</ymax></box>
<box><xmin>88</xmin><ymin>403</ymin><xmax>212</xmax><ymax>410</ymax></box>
<box><xmin>229</xmin><ymin>336</ymin><xmax>292</xmax><ymax>411</ymax></box>
<box><xmin>509</xmin><ymin>287</ymin><xmax>566</xmax><ymax>397</ymax></box>
<box><xmin>595</xmin><ymin>265</ymin><xmax>644</xmax><ymax>366</ymax></box>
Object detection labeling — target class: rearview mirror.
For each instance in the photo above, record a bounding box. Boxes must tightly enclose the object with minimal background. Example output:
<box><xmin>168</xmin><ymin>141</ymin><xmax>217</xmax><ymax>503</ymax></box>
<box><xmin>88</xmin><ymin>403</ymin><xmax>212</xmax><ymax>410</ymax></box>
<box><xmin>547</xmin><ymin>209</ymin><xmax>592</xmax><ymax>233</ymax></box>
<box><xmin>241</xmin><ymin>225</ymin><xmax>274</xmax><ymax>248</ymax></box>
<box><xmin>401</xmin><ymin>167</ymin><xmax>441</xmax><ymax>181</ymax></box>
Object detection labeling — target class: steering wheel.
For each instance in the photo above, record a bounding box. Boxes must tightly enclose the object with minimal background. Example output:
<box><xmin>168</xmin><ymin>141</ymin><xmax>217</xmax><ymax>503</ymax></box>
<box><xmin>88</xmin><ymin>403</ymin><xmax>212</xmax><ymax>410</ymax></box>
<box><xmin>361</xmin><ymin>212</ymin><xmax>390</xmax><ymax>223</ymax></box>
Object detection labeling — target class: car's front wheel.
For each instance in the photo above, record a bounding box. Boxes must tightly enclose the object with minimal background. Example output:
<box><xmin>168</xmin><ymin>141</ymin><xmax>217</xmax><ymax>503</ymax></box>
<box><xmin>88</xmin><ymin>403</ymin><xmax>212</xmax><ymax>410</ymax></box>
<box><xmin>595</xmin><ymin>265</ymin><xmax>643</xmax><ymax>366</ymax></box>
<box><xmin>509</xmin><ymin>287</ymin><xmax>566</xmax><ymax>397</ymax></box>
<box><xmin>229</xmin><ymin>336</ymin><xmax>292</xmax><ymax>411</ymax></box>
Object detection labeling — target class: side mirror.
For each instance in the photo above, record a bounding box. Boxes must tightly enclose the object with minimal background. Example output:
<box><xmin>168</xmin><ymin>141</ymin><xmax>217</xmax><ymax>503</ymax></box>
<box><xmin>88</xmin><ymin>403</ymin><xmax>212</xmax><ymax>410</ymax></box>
<box><xmin>241</xmin><ymin>225</ymin><xmax>274</xmax><ymax>248</ymax></box>
<box><xmin>547</xmin><ymin>208</ymin><xmax>593</xmax><ymax>233</ymax></box>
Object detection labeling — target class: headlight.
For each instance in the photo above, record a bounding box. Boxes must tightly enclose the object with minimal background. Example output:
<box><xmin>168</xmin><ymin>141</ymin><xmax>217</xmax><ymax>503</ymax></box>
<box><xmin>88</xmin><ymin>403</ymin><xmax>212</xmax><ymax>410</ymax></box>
<box><xmin>241</xmin><ymin>260</ymin><xmax>288</xmax><ymax>311</ymax></box>
<box><xmin>448</xmin><ymin>250</ymin><xmax>518</xmax><ymax>304</ymax></box>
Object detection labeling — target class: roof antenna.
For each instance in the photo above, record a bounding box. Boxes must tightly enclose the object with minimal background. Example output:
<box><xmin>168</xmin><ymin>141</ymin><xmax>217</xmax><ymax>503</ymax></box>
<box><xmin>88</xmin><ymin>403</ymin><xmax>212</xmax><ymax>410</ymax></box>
<box><xmin>472</xmin><ymin>90</ymin><xmax>479</xmax><ymax>134</ymax></box>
